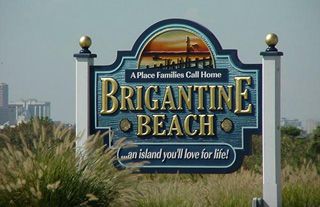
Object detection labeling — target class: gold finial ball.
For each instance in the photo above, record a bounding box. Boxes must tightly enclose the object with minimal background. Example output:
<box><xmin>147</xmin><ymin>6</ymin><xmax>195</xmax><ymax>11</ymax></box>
<box><xmin>265</xmin><ymin>33</ymin><xmax>278</xmax><ymax>47</ymax></box>
<box><xmin>79</xmin><ymin>35</ymin><xmax>92</xmax><ymax>49</ymax></box>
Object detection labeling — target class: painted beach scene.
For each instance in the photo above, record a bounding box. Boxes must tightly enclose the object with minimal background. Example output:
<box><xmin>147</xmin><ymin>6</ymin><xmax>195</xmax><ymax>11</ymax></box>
<box><xmin>138</xmin><ymin>30</ymin><xmax>215</xmax><ymax>69</ymax></box>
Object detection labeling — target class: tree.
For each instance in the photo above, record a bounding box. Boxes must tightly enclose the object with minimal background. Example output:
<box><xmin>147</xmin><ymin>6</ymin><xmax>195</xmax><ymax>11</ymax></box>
<box><xmin>281</xmin><ymin>126</ymin><xmax>301</xmax><ymax>138</ymax></box>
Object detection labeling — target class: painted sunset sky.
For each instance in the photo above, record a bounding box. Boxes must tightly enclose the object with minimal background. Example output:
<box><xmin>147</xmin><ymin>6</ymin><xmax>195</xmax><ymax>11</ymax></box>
<box><xmin>139</xmin><ymin>30</ymin><xmax>213</xmax><ymax>68</ymax></box>
<box><xmin>143</xmin><ymin>30</ymin><xmax>209</xmax><ymax>52</ymax></box>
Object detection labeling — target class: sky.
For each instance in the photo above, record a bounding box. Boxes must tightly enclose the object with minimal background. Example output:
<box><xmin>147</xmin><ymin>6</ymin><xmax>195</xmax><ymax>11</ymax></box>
<box><xmin>0</xmin><ymin>0</ymin><xmax>319</xmax><ymax>125</ymax></box>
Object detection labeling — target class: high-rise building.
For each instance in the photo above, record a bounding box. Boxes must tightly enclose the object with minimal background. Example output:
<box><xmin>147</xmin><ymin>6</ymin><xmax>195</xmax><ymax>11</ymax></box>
<box><xmin>0</xmin><ymin>107</ymin><xmax>9</xmax><ymax>125</ymax></box>
<box><xmin>0</xmin><ymin>83</ymin><xmax>9</xmax><ymax>124</ymax></box>
<box><xmin>0</xmin><ymin>83</ymin><xmax>8</xmax><ymax>108</ymax></box>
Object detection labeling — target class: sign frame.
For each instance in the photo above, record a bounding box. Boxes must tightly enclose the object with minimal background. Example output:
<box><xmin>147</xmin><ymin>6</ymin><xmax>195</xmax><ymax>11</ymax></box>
<box><xmin>88</xmin><ymin>19</ymin><xmax>262</xmax><ymax>173</ymax></box>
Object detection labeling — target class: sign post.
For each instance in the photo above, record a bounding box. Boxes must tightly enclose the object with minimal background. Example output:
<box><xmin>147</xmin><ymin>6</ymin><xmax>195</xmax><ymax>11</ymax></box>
<box><xmin>74</xmin><ymin>36</ymin><xmax>97</xmax><ymax>155</ymax></box>
<box><xmin>261</xmin><ymin>33</ymin><xmax>283</xmax><ymax>207</ymax></box>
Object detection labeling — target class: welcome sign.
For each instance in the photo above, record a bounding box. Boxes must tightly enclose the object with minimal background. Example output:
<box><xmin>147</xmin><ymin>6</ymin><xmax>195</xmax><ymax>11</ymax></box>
<box><xmin>89</xmin><ymin>19</ymin><xmax>262</xmax><ymax>173</ymax></box>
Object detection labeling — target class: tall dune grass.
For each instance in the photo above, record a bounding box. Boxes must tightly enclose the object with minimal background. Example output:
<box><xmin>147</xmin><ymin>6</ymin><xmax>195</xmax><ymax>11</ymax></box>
<box><xmin>282</xmin><ymin>164</ymin><xmax>320</xmax><ymax>207</ymax></box>
<box><xmin>133</xmin><ymin>165</ymin><xmax>319</xmax><ymax>207</ymax></box>
<box><xmin>0</xmin><ymin>119</ymin><xmax>137</xmax><ymax>207</ymax></box>
<box><xmin>133</xmin><ymin>170</ymin><xmax>261</xmax><ymax>207</ymax></box>
<box><xmin>0</xmin><ymin>120</ymin><xmax>319</xmax><ymax>206</ymax></box>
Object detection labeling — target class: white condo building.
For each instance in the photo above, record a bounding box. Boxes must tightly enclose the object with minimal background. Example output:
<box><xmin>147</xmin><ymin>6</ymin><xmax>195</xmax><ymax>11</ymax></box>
<box><xmin>8</xmin><ymin>100</ymin><xmax>50</xmax><ymax>124</ymax></box>
<box><xmin>305</xmin><ymin>119</ymin><xmax>320</xmax><ymax>134</ymax></box>
<box><xmin>280</xmin><ymin>118</ymin><xmax>302</xmax><ymax>129</ymax></box>
<box><xmin>0</xmin><ymin>82</ymin><xmax>51</xmax><ymax>126</ymax></box>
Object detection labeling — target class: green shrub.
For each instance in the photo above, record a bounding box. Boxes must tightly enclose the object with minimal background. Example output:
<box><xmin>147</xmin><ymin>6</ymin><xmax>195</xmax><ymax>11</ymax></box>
<box><xmin>242</xmin><ymin>135</ymin><xmax>262</xmax><ymax>173</ymax></box>
<box><xmin>281</xmin><ymin>126</ymin><xmax>301</xmax><ymax>138</ymax></box>
<box><xmin>0</xmin><ymin>119</ymin><xmax>137</xmax><ymax>207</ymax></box>
<box><xmin>243</xmin><ymin>133</ymin><xmax>320</xmax><ymax>174</ymax></box>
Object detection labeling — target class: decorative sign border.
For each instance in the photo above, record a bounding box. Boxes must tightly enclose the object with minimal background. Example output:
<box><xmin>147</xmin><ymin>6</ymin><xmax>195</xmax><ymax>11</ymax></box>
<box><xmin>89</xmin><ymin>19</ymin><xmax>262</xmax><ymax>173</ymax></box>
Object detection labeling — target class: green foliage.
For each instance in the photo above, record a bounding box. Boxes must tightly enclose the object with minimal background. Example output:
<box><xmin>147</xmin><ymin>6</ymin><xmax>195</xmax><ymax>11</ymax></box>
<box><xmin>242</xmin><ymin>131</ymin><xmax>320</xmax><ymax>174</ymax></box>
<box><xmin>281</xmin><ymin>126</ymin><xmax>301</xmax><ymax>138</ymax></box>
<box><xmin>0</xmin><ymin>119</ymin><xmax>137</xmax><ymax>207</ymax></box>
<box><xmin>282</xmin><ymin>136</ymin><xmax>305</xmax><ymax>167</ymax></box>
<box><xmin>307</xmin><ymin>126</ymin><xmax>320</xmax><ymax>173</ymax></box>
<box><xmin>309</xmin><ymin>126</ymin><xmax>320</xmax><ymax>154</ymax></box>
<box><xmin>242</xmin><ymin>135</ymin><xmax>262</xmax><ymax>173</ymax></box>
<box><xmin>281</xmin><ymin>127</ymin><xmax>320</xmax><ymax>173</ymax></box>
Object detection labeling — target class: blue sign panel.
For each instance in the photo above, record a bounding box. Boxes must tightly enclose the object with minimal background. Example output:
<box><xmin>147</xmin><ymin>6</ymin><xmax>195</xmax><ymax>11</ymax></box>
<box><xmin>90</xmin><ymin>19</ymin><xmax>262</xmax><ymax>173</ymax></box>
